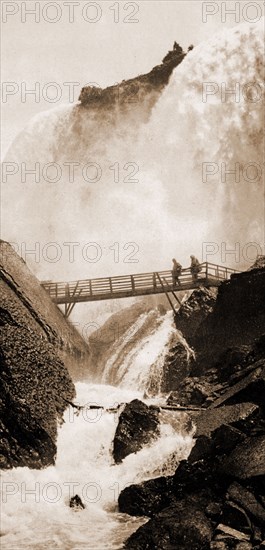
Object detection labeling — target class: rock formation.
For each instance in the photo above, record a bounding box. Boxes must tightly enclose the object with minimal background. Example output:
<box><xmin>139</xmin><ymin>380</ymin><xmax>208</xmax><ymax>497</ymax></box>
<box><xmin>121</xmin><ymin>265</ymin><xmax>265</xmax><ymax>549</ymax></box>
<box><xmin>0</xmin><ymin>240</ymin><xmax>89</xmax><ymax>468</ymax></box>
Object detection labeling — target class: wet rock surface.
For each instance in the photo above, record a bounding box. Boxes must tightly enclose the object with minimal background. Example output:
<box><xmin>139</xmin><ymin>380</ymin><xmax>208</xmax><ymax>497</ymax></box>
<box><xmin>113</xmin><ymin>399</ymin><xmax>160</xmax><ymax>463</ymax></box>
<box><xmin>122</xmin><ymin>267</ymin><xmax>265</xmax><ymax>549</ymax></box>
<box><xmin>125</xmin><ymin>501</ymin><xmax>213</xmax><ymax>550</ymax></box>
<box><xmin>0</xmin><ymin>241</ymin><xmax>76</xmax><ymax>468</ymax></box>
<box><xmin>174</xmin><ymin>287</ymin><xmax>218</xmax><ymax>348</ymax></box>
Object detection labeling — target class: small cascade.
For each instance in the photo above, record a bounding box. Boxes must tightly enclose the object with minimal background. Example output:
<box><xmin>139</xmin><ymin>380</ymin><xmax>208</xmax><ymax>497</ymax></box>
<box><xmin>1</xmin><ymin>382</ymin><xmax>193</xmax><ymax>550</ymax></box>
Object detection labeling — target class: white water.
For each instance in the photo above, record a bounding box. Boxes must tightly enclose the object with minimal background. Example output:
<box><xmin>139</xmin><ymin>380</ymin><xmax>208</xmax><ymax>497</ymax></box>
<box><xmin>1</xmin><ymin>381</ymin><xmax>193</xmax><ymax>549</ymax></box>
<box><xmin>101</xmin><ymin>309</ymin><xmax>194</xmax><ymax>395</ymax></box>
<box><xmin>1</xmin><ymin>18</ymin><xmax>264</xmax><ymax>548</ymax></box>
<box><xmin>3</xmin><ymin>20</ymin><xmax>264</xmax><ymax>291</ymax></box>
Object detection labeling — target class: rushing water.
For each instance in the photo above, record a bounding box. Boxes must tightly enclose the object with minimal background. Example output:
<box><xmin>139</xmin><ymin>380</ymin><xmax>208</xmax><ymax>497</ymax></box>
<box><xmin>1</xmin><ymin>18</ymin><xmax>264</xmax><ymax>548</ymax></box>
<box><xmin>1</xmin><ymin>378</ymin><xmax>193</xmax><ymax>549</ymax></box>
<box><xmin>3</xmin><ymin>19</ymin><xmax>264</xmax><ymax>286</ymax></box>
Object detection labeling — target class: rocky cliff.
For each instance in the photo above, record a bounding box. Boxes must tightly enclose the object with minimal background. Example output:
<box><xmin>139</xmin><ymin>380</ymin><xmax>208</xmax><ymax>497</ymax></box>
<box><xmin>0</xmin><ymin>241</ymin><xmax>89</xmax><ymax>468</ymax></box>
<box><xmin>119</xmin><ymin>264</ymin><xmax>265</xmax><ymax>549</ymax></box>
<box><xmin>79</xmin><ymin>42</ymin><xmax>186</xmax><ymax>116</ymax></box>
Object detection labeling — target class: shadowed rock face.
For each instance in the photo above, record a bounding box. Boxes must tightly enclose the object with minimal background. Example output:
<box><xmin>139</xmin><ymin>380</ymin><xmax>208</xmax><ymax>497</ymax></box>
<box><xmin>113</xmin><ymin>399</ymin><xmax>160</xmax><ymax>463</ymax></box>
<box><xmin>0</xmin><ymin>299</ymin><xmax>75</xmax><ymax>469</ymax></box>
<box><xmin>118</xmin><ymin>476</ymin><xmax>175</xmax><ymax>518</ymax></box>
<box><xmin>0</xmin><ymin>241</ymin><xmax>77</xmax><ymax>468</ymax></box>
<box><xmin>194</xmin><ymin>269</ymin><xmax>265</xmax><ymax>371</ymax></box>
<box><xmin>124</xmin><ymin>501</ymin><xmax>213</xmax><ymax>550</ymax></box>
<box><xmin>121</xmin><ymin>267</ymin><xmax>265</xmax><ymax>549</ymax></box>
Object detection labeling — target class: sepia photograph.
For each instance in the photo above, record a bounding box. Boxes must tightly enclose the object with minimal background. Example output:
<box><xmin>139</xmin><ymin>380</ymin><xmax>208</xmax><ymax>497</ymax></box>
<box><xmin>1</xmin><ymin>1</ymin><xmax>265</xmax><ymax>548</ymax></box>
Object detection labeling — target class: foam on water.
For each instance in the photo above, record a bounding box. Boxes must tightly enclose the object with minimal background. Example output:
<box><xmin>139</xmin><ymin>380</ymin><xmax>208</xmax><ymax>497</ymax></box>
<box><xmin>1</xmin><ymin>382</ymin><xmax>193</xmax><ymax>549</ymax></box>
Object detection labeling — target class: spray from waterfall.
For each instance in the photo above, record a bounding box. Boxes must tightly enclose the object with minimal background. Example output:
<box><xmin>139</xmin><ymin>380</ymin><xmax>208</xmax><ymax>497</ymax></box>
<box><xmin>3</xmin><ymin>20</ymin><xmax>264</xmax><ymax>292</ymax></box>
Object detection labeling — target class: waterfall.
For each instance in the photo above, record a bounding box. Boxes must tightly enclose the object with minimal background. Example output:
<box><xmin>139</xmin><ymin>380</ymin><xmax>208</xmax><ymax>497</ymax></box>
<box><xmin>3</xmin><ymin>19</ymin><xmax>264</xmax><ymax>288</ymax></box>
<box><xmin>1</xmin><ymin>382</ymin><xmax>193</xmax><ymax>549</ymax></box>
<box><xmin>1</xmin><ymin>19</ymin><xmax>264</xmax><ymax>549</ymax></box>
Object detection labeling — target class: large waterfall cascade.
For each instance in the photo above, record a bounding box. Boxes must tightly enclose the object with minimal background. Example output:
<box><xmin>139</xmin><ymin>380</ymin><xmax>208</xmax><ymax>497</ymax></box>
<box><xmin>1</xmin><ymin>18</ymin><xmax>264</xmax><ymax>549</ymax></box>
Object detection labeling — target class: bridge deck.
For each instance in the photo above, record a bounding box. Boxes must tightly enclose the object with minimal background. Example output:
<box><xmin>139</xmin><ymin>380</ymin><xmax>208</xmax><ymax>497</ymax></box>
<box><xmin>41</xmin><ymin>262</ymin><xmax>239</xmax><ymax>305</ymax></box>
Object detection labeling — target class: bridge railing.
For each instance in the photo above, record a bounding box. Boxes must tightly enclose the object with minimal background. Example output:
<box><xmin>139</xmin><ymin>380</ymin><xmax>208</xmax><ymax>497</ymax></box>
<box><xmin>41</xmin><ymin>262</ymin><xmax>241</xmax><ymax>304</ymax></box>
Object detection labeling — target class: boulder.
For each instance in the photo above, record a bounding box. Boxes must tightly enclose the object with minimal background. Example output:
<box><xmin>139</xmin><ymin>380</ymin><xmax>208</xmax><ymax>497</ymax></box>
<box><xmin>210</xmin><ymin>543</ymin><xmax>229</xmax><ymax>550</ymax></box>
<box><xmin>215</xmin><ymin>524</ymin><xmax>250</xmax><ymax>541</ymax></box>
<box><xmin>219</xmin><ymin>435</ymin><xmax>265</xmax><ymax>480</ymax></box>
<box><xmin>113</xmin><ymin>399</ymin><xmax>160</xmax><ymax>463</ymax></box>
<box><xmin>209</xmin><ymin>366</ymin><xmax>265</xmax><ymax>410</ymax></box>
<box><xmin>118</xmin><ymin>476</ymin><xmax>174</xmax><ymax>517</ymax></box>
<box><xmin>221</xmin><ymin>501</ymin><xmax>252</xmax><ymax>534</ymax></box>
<box><xmin>125</xmin><ymin>501</ymin><xmax>213</xmax><ymax>550</ymax></box>
<box><xmin>188</xmin><ymin>435</ymin><xmax>214</xmax><ymax>463</ymax></box>
<box><xmin>212</xmin><ymin>425</ymin><xmax>246</xmax><ymax>455</ymax></box>
<box><xmin>173</xmin><ymin>455</ymin><xmax>221</xmax><ymax>498</ymax></box>
<box><xmin>174</xmin><ymin>287</ymin><xmax>218</xmax><ymax>347</ymax></box>
<box><xmin>161</xmin><ymin>342</ymin><xmax>193</xmax><ymax>392</ymax></box>
<box><xmin>195</xmin><ymin>403</ymin><xmax>259</xmax><ymax>438</ymax></box>
<box><xmin>205</xmin><ymin>501</ymin><xmax>223</xmax><ymax>521</ymax></box>
<box><xmin>167</xmin><ymin>377</ymin><xmax>212</xmax><ymax>407</ymax></box>
<box><xmin>69</xmin><ymin>494</ymin><xmax>85</xmax><ymax>510</ymax></box>
<box><xmin>234</xmin><ymin>544</ymin><xmax>253</xmax><ymax>550</ymax></box>
<box><xmin>227</xmin><ymin>482</ymin><xmax>265</xmax><ymax>529</ymax></box>
<box><xmin>215</xmin><ymin>346</ymin><xmax>252</xmax><ymax>383</ymax></box>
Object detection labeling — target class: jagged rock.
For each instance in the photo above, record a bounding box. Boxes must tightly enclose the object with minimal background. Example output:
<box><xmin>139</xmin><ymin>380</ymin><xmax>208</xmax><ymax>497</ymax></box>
<box><xmin>215</xmin><ymin>347</ymin><xmax>252</xmax><ymax>383</ymax></box>
<box><xmin>205</xmin><ymin>501</ymin><xmax>223</xmax><ymax>520</ymax></box>
<box><xmin>210</xmin><ymin>543</ymin><xmax>229</xmax><ymax>550</ymax></box>
<box><xmin>79</xmin><ymin>44</ymin><xmax>186</xmax><ymax>110</ymax></box>
<box><xmin>125</xmin><ymin>501</ymin><xmax>213</xmax><ymax>550</ymax></box>
<box><xmin>188</xmin><ymin>435</ymin><xmax>214</xmax><ymax>463</ymax></box>
<box><xmin>69</xmin><ymin>495</ymin><xmax>85</xmax><ymax>510</ymax></box>
<box><xmin>209</xmin><ymin>365</ymin><xmax>265</xmax><ymax>410</ymax></box>
<box><xmin>234</xmin><ymin>543</ymin><xmax>253</xmax><ymax>550</ymax></box>
<box><xmin>215</xmin><ymin>524</ymin><xmax>251</xmax><ymax>541</ymax></box>
<box><xmin>173</xmin><ymin>455</ymin><xmax>220</xmax><ymax>499</ymax></box>
<box><xmin>212</xmin><ymin>425</ymin><xmax>246</xmax><ymax>455</ymax></box>
<box><xmin>191</xmin><ymin>268</ymin><xmax>265</xmax><ymax>375</ymax></box>
<box><xmin>221</xmin><ymin>501</ymin><xmax>252</xmax><ymax>534</ymax></box>
<box><xmin>227</xmin><ymin>482</ymin><xmax>265</xmax><ymax>529</ymax></box>
<box><xmin>174</xmin><ymin>287</ymin><xmax>218</xmax><ymax>347</ymax></box>
<box><xmin>161</xmin><ymin>342</ymin><xmax>193</xmax><ymax>392</ymax></box>
<box><xmin>167</xmin><ymin>377</ymin><xmax>212</xmax><ymax>407</ymax></box>
<box><xmin>252</xmin><ymin>526</ymin><xmax>263</xmax><ymax>544</ymax></box>
<box><xmin>195</xmin><ymin>403</ymin><xmax>259</xmax><ymax>438</ymax></box>
<box><xmin>219</xmin><ymin>435</ymin><xmax>265</xmax><ymax>480</ymax></box>
<box><xmin>113</xmin><ymin>399</ymin><xmax>160</xmax><ymax>463</ymax></box>
<box><xmin>249</xmin><ymin>256</ymin><xmax>265</xmax><ymax>271</ymax></box>
<box><xmin>118</xmin><ymin>476</ymin><xmax>174</xmax><ymax>517</ymax></box>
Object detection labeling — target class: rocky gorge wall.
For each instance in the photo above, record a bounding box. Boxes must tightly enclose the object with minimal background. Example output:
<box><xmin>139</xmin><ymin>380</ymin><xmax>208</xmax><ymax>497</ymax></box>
<box><xmin>0</xmin><ymin>241</ymin><xmax>90</xmax><ymax>468</ymax></box>
<box><xmin>117</xmin><ymin>264</ymin><xmax>265</xmax><ymax>550</ymax></box>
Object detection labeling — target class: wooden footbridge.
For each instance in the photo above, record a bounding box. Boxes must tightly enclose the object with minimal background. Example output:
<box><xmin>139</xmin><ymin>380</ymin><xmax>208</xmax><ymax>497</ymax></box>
<box><xmin>41</xmin><ymin>262</ymin><xmax>240</xmax><ymax>318</ymax></box>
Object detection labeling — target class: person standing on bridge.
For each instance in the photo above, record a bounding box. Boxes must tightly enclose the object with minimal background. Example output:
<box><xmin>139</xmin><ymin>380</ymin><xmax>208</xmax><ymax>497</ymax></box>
<box><xmin>172</xmin><ymin>258</ymin><xmax>182</xmax><ymax>286</ymax></box>
<box><xmin>190</xmin><ymin>255</ymin><xmax>201</xmax><ymax>282</ymax></box>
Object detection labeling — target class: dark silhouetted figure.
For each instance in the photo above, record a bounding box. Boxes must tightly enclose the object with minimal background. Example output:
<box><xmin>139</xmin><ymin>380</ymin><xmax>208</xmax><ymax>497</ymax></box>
<box><xmin>190</xmin><ymin>255</ymin><xmax>201</xmax><ymax>282</ymax></box>
<box><xmin>172</xmin><ymin>258</ymin><xmax>182</xmax><ymax>286</ymax></box>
